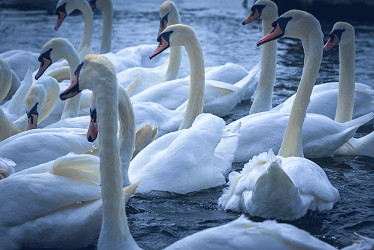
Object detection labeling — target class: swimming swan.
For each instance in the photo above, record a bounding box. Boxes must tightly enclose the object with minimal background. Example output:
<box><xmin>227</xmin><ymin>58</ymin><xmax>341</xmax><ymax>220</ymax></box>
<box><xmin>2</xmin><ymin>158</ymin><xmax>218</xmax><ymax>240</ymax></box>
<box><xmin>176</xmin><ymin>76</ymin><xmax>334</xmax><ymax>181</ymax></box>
<box><xmin>219</xmin><ymin>10</ymin><xmax>340</xmax><ymax>220</ymax></box>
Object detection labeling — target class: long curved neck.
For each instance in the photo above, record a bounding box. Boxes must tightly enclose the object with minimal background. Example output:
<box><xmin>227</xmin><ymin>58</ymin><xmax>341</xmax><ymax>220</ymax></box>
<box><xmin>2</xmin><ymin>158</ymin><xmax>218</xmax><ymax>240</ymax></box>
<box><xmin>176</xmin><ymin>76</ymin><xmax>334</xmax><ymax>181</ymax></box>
<box><xmin>96</xmin><ymin>76</ymin><xmax>136</xmax><ymax>249</ymax></box>
<box><xmin>61</xmin><ymin>48</ymin><xmax>82</xmax><ymax>119</ymax></box>
<box><xmin>163</xmin><ymin>12</ymin><xmax>182</xmax><ymax>81</ymax></box>
<box><xmin>0</xmin><ymin>60</ymin><xmax>12</xmax><ymax>102</ymax></box>
<box><xmin>77</xmin><ymin>2</ymin><xmax>93</xmax><ymax>56</ymax></box>
<box><xmin>335</xmin><ymin>40</ymin><xmax>355</xmax><ymax>123</ymax></box>
<box><xmin>250</xmin><ymin>18</ymin><xmax>277</xmax><ymax>114</ymax></box>
<box><xmin>99</xmin><ymin>1</ymin><xmax>112</xmax><ymax>53</ymax></box>
<box><xmin>278</xmin><ymin>32</ymin><xmax>323</xmax><ymax>158</ymax></box>
<box><xmin>178</xmin><ymin>36</ymin><xmax>205</xmax><ymax>130</ymax></box>
<box><xmin>118</xmin><ymin>86</ymin><xmax>135</xmax><ymax>187</ymax></box>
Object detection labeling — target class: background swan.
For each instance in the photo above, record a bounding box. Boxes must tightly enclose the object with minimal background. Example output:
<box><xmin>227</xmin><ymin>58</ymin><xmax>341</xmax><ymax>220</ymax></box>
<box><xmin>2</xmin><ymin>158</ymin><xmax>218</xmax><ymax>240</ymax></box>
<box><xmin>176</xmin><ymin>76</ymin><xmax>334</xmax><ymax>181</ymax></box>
<box><xmin>242</xmin><ymin>0</ymin><xmax>277</xmax><ymax>114</ymax></box>
<box><xmin>35</xmin><ymin>37</ymin><xmax>92</xmax><ymax>124</ymax></box>
<box><xmin>323</xmin><ymin>22</ymin><xmax>374</xmax><ymax>157</ymax></box>
<box><xmin>219</xmin><ymin>10</ymin><xmax>340</xmax><ymax>220</ymax></box>
<box><xmin>0</xmin><ymin>50</ymin><xmax>38</xmax><ymax>81</ymax></box>
<box><xmin>132</xmin><ymin>24</ymin><xmax>259</xmax><ymax>117</ymax></box>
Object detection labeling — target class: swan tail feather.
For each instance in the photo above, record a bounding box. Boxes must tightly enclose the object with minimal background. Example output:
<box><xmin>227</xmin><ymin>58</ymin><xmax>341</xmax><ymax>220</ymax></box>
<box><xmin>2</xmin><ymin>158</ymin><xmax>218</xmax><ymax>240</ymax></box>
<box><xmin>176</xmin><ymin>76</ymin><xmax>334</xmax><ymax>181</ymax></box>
<box><xmin>123</xmin><ymin>180</ymin><xmax>141</xmax><ymax>204</ymax></box>
<box><xmin>126</xmin><ymin>74</ymin><xmax>141</xmax><ymax>96</ymax></box>
<box><xmin>51</xmin><ymin>153</ymin><xmax>101</xmax><ymax>185</ymax></box>
<box><xmin>133</xmin><ymin>124</ymin><xmax>158</xmax><ymax>159</ymax></box>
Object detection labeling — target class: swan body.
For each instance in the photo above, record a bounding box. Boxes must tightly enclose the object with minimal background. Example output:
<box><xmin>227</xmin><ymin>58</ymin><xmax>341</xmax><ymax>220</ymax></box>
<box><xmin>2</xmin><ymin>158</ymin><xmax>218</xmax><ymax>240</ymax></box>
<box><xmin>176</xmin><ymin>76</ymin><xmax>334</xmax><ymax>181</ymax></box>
<box><xmin>219</xmin><ymin>10</ymin><xmax>339</xmax><ymax>220</ymax></box>
<box><xmin>228</xmin><ymin>110</ymin><xmax>373</xmax><ymax>162</ymax></box>
<box><xmin>129</xmin><ymin>113</ymin><xmax>240</xmax><ymax>195</ymax></box>
<box><xmin>273</xmin><ymin>82</ymin><xmax>374</xmax><ymax>121</ymax></box>
<box><xmin>131</xmin><ymin>60</ymin><xmax>260</xmax><ymax>117</ymax></box>
<box><xmin>0</xmin><ymin>127</ymin><xmax>99</xmax><ymax>172</ymax></box>
<box><xmin>0</xmin><ymin>50</ymin><xmax>38</xmax><ymax>80</ymax></box>
<box><xmin>0</xmin><ymin>157</ymin><xmax>16</xmax><ymax>179</ymax></box>
<box><xmin>165</xmin><ymin>215</ymin><xmax>336</xmax><ymax>250</ymax></box>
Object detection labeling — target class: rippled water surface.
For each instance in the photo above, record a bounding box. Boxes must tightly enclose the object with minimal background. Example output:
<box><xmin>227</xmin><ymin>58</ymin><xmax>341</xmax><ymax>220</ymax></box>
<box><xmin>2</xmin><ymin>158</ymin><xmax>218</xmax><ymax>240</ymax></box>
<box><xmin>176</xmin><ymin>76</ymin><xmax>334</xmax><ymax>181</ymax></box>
<box><xmin>1</xmin><ymin>0</ymin><xmax>374</xmax><ymax>249</ymax></box>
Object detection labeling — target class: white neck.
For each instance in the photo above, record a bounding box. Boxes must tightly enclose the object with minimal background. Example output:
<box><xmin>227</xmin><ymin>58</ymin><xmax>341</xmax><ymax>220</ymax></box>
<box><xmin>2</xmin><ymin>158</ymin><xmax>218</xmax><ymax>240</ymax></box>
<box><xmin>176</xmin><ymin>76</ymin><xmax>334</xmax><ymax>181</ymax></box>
<box><xmin>99</xmin><ymin>1</ymin><xmax>112</xmax><ymax>53</ymax></box>
<box><xmin>178</xmin><ymin>35</ymin><xmax>205</xmax><ymax>130</ymax></box>
<box><xmin>118</xmin><ymin>86</ymin><xmax>135</xmax><ymax>187</ymax></box>
<box><xmin>60</xmin><ymin>46</ymin><xmax>82</xmax><ymax>119</ymax></box>
<box><xmin>334</xmin><ymin>40</ymin><xmax>355</xmax><ymax>123</ymax></box>
<box><xmin>278</xmin><ymin>29</ymin><xmax>323</xmax><ymax>158</ymax></box>
<box><xmin>163</xmin><ymin>12</ymin><xmax>182</xmax><ymax>81</ymax></box>
<box><xmin>95</xmin><ymin>73</ymin><xmax>137</xmax><ymax>249</ymax></box>
<box><xmin>250</xmin><ymin>18</ymin><xmax>277</xmax><ymax>114</ymax></box>
<box><xmin>77</xmin><ymin>1</ymin><xmax>93</xmax><ymax>56</ymax></box>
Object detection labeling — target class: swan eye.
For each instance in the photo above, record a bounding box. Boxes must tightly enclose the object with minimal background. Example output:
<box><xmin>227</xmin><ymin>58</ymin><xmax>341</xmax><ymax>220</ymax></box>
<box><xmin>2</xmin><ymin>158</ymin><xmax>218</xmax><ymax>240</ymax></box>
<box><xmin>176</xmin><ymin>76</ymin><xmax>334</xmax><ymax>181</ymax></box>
<box><xmin>56</xmin><ymin>3</ymin><xmax>67</xmax><ymax>17</ymax></box>
<box><xmin>329</xmin><ymin>29</ymin><xmax>345</xmax><ymax>44</ymax></box>
<box><xmin>27</xmin><ymin>102</ymin><xmax>38</xmax><ymax>118</ymax></box>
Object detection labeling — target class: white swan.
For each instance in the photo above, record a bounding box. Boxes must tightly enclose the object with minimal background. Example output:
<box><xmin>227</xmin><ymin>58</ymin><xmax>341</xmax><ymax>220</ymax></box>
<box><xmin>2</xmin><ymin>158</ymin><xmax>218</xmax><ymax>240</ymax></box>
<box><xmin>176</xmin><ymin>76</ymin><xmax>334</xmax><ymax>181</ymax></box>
<box><xmin>219</xmin><ymin>10</ymin><xmax>340</xmax><ymax>220</ymax></box>
<box><xmin>35</xmin><ymin>37</ymin><xmax>92</xmax><ymax>123</ymax></box>
<box><xmin>132</xmin><ymin>24</ymin><xmax>259</xmax><ymax>117</ymax></box>
<box><xmin>272</xmin><ymin>24</ymin><xmax>374</xmax><ymax>121</ymax></box>
<box><xmin>323</xmin><ymin>22</ymin><xmax>374</xmax><ymax>157</ymax></box>
<box><xmin>242</xmin><ymin>0</ymin><xmax>277</xmax><ymax>113</ymax></box>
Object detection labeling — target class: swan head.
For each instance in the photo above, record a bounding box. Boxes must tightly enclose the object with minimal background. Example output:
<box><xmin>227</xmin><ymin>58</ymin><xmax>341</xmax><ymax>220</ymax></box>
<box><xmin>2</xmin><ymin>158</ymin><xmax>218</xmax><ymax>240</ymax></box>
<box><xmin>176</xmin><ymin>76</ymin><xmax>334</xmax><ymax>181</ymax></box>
<box><xmin>150</xmin><ymin>24</ymin><xmax>196</xmax><ymax>59</ymax></box>
<box><xmin>60</xmin><ymin>54</ymin><xmax>115</xmax><ymax>100</ymax></box>
<box><xmin>242</xmin><ymin>0</ymin><xmax>277</xmax><ymax>25</ymax></box>
<box><xmin>35</xmin><ymin>37</ymin><xmax>76</xmax><ymax>80</ymax></box>
<box><xmin>257</xmin><ymin>10</ymin><xmax>321</xmax><ymax>46</ymax></box>
<box><xmin>55</xmin><ymin>0</ymin><xmax>91</xmax><ymax>30</ymax></box>
<box><xmin>25</xmin><ymin>83</ymin><xmax>45</xmax><ymax>130</ymax></box>
<box><xmin>324</xmin><ymin>22</ymin><xmax>354</xmax><ymax>52</ymax></box>
<box><xmin>159</xmin><ymin>1</ymin><xmax>178</xmax><ymax>35</ymax></box>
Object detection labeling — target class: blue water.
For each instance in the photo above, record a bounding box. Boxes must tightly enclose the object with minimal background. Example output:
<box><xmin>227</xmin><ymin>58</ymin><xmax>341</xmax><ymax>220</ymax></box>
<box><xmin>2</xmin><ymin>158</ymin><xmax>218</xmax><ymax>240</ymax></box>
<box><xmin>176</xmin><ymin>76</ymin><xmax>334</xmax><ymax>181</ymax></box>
<box><xmin>1</xmin><ymin>0</ymin><xmax>374</xmax><ymax>249</ymax></box>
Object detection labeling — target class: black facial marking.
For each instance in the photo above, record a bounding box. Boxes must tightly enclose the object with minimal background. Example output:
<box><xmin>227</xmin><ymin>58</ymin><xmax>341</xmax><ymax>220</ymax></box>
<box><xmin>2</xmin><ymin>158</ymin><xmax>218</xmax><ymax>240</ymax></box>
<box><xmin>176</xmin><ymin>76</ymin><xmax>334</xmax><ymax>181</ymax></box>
<box><xmin>27</xmin><ymin>102</ymin><xmax>38</xmax><ymax>123</ymax></box>
<box><xmin>59</xmin><ymin>61</ymin><xmax>84</xmax><ymax>100</ymax></box>
<box><xmin>56</xmin><ymin>2</ymin><xmax>67</xmax><ymax>17</ymax></box>
<box><xmin>89</xmin><ymin>0</ymin><xmax>97</xmax><ymax>10</ymax></box>
<box><xmin>160</xmin><ymin>13</ymin><xmax>169</xmax><ymax>29</ymax></box>
<box><xmin>271</xmin><ymin>16</ymin><xmax>292</xmax><ymax>38</ymax></box>
<box><xmin>74</xmin><ymin>61</ymin><xmax>84</xmax><ymax>76</ymax></box>
<box><xmin>157</xmin><ymin>30</ymin><xmax>173</xmax><ymax>44</ymax></box>
<box><xmin>38</xmin><ymin>48</ymin><xmax>53</xmax><ymax>64</ymax></box>
<box><xmin>90</xmin><ymin>108</ymin><xmax>97</xmax><ymax>122</ymax></box>
<box><xmin>328</xmin><ymin>29</ymin><xmax>345</xmax><ymax>44</ymax></box>
<box><xmin>251</xmin><ymin>4</ymin><xmax>265</xmax><ymax>17</ymax></box>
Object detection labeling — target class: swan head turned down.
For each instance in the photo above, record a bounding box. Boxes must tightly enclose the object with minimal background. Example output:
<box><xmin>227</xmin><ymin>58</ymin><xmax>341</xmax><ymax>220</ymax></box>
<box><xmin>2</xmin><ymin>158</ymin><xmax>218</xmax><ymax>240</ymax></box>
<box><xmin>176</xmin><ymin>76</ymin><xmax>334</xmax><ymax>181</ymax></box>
<box><xmin>324</xmin><ymin>22</ymin><xmax>354</xmax><ymax>52</ymax></box>
<box><xmin>55</xmin><ymin>0</ymin><xmax>91</xmax><ymax>30</ymax></box>
<box><xmin>257</xmin><ymin>10</ymin><xmax>322</xmax><ymax>47</ymax></box>
<box><xmin>159</xmin><ymin>1</ymin><xmax>178</xmax><ymax>35</ymax></box>
<box><xmin>150</xmin><ymin>24</ymin><xmax>196</xmax><ymax>59</ymax></box>
<box><xmin>35</xmin><ymin>38</ymin><xmax>76</xmax><ymax>80</ymax></box>
<box><xmin>242</xmin><ymin>0</ymin><xmax>277</xmax><ymax>25</ymax></box>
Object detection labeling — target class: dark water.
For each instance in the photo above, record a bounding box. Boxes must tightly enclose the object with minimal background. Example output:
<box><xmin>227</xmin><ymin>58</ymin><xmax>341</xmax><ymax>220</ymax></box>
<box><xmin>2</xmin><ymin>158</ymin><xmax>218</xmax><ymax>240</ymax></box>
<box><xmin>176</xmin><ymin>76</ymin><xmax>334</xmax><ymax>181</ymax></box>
<box><xmin>1</xmin><ymin>0</ymin><xmax>374</xmax><ymax>249</ymax></box>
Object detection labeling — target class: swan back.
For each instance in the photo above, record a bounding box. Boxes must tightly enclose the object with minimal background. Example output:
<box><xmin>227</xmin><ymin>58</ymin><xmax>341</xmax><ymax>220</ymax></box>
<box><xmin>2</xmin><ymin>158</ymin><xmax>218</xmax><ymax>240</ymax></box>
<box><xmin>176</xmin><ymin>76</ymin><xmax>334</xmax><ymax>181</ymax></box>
<box><xmin>0</xmin><ymin>58</ymin><xmax>12</xmax><ymax>103</ymax></box>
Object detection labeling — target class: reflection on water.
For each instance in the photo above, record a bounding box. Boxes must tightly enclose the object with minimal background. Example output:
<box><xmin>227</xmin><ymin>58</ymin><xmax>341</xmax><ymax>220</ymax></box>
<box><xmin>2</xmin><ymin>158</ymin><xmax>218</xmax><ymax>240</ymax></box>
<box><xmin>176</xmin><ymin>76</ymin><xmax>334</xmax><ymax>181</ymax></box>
<box><xmin>1</xmin><ymin>0</ymin><xmax>374</xmax><ymax>249</ymax></box>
